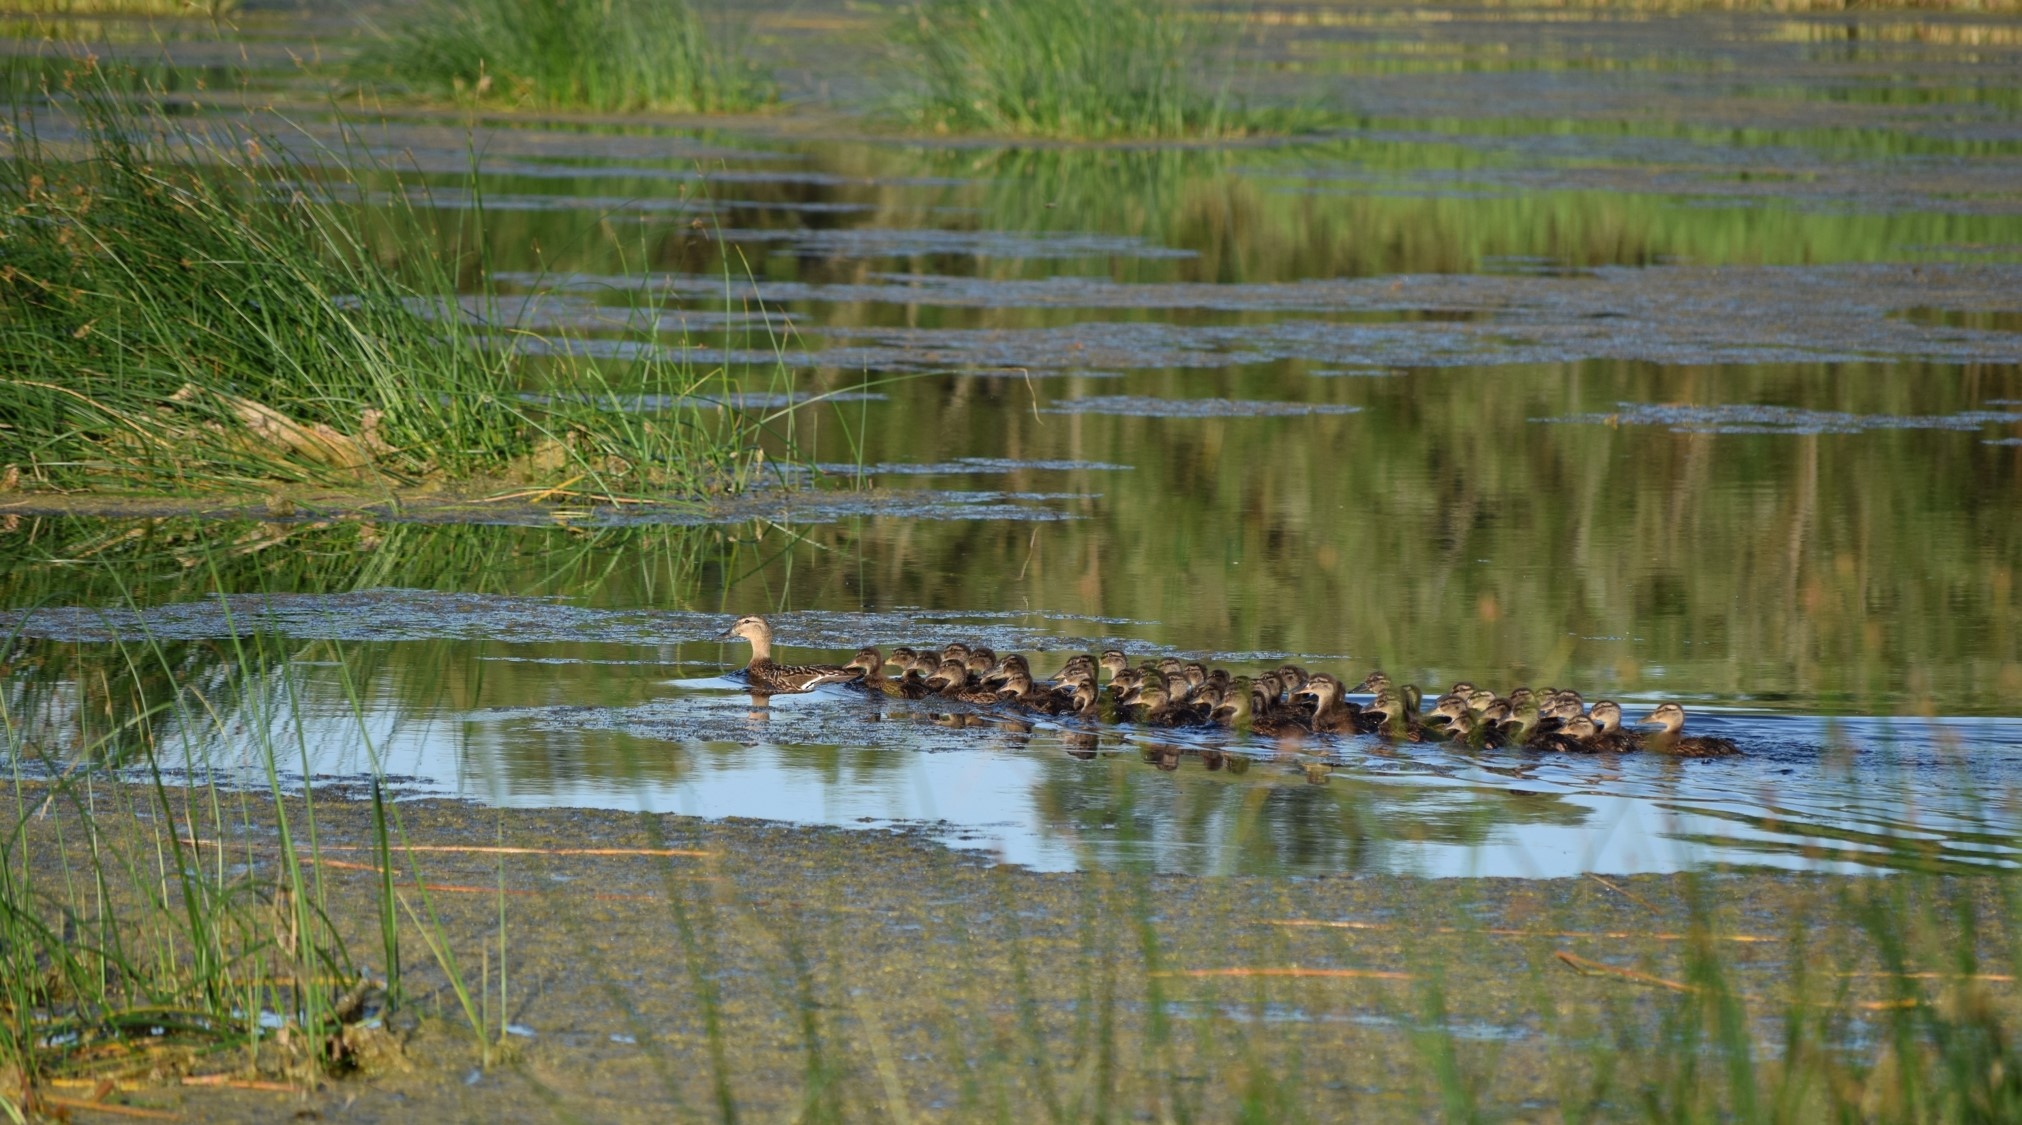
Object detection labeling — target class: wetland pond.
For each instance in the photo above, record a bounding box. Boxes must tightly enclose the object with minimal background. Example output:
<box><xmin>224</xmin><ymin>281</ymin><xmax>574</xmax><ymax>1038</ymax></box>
<box><xmin>6</xmin><ymin>2</ymin><xmax>2022</xmax><ymax>881</ymax></box>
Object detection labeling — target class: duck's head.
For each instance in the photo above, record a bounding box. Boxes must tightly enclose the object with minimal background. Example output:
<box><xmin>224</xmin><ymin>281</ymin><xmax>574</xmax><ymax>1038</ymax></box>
<box><xmin>927</xmin><ymin>658</ymin><xmax>968</xmax><ymax>690</ymax></box>
<box><xmin>1192</xmin><ymin>684</ymin><xmax>1225</xmax><ymax>711</ymax></box>
<box><xmin>1507</xmin><ymin>687</ymin><xmax>1536</xmax><ymax>708</ymax></box>
<box><xmin>1480</xmin><ymin>700</ymin><xmax>1512</xmax><ymax>725</ymax></box>
<box><xmin>1277</xmin><ymin>665</ymin><xmax>1310</xmax><ymax>691</ymax></box>
<box><xmin>1109</xmin><ymin>668</ymin><xmax>1143</xmax><ymax>696</ymax></box>
<box><xmin>1205</xmin><ymin>668</ymin><xmax>1231</xmax><ymax>692</ymax></box>
<box><xmin>1255</xmin><ymin>670</ymin><xmax>1285</xmax><ymax>702</ymax></box>
<box><xmin>1560</xmin><ymin>715</ymin><xmax>1600</xmax><ymax>741</ymax></box>
<box><xmin>886</xmin><ymin>646</ymin><xmax>920</xmax><ymax>672</ymax></box>
<box><xmin>1427</xmin><ymin>695</ymin><xmax>1470</xmax><ymax>724</ymax></box>
<box><xmin>1449</xmin><ymin>681</ymin><xmax>1477</xmax><ymax>697</ymax></box>
<box><xmin>968</xmin><ymin>648</ymin><xmax>997</xmax><ymax>674</ymax></box>
<box><xmin>1217</xmin><ymin>679</ymin><xmax>1254</xmax><ymax>725</ymax></box>
<box><xmin>1443</xmin><ymin>710</ymin><xmax>1478</xmax><ymax>737</ymax></box>
<box><xmin>716</xmin><ymin>614</ymin><xmax>771</xmax><ymax>643</ymax></box>
<box><xmin>1181</xmin><ymin>661</ymin><xmax>1209</xmax><ymax>688</ymax></box>
<box><xmin>1158</xmin><ymin>657</ymin><xmax>1185</xmax><ymax>678</ymax></box>
<box><xmin>1068</xmin><ymin>681</ymin><xmax>1098</xmax><ymax>713</ymax></box>
<box><xmin>1351</xmin><ymin>671</ymin><xmax>1390</xmax><ymax>695</ymax></box>
<box><xmin>1590</xmin><ymin>700</ymin><xmax>1624</xmax><ymax>734</ymax></box>
<box><xmin>983</xmin><ymin>653</ymin><xmax>1029</xmax><ymax>685</ymax></box>
<box><xmin>998</xmin><ymin>669</ymin><xmax>1035</xmax><ymax>699</ymax></box>
<box><xmin>844</xmin><ymin>647</ymin><xmax>883</xmax><ymax>675</ymax></box>
<box><xmin>1099</xmin><ymin>649</ymin><xmax>1129</xmax><ymax>677</ymax></box>
<box><xmin>1636</xmin><ymin>702</ymin><xmax>1687</xmax><ymax>735</ymax></box>
<box><xmin>1545</xmin><ymin>694</ymin><xmax>1586</xmax><ymax>720</ymax></box>
<box><xmin>1364</xmin><ymin>690</ymin><xmax>1402</xmax><ymax>720</ymax></box>
<box><xmin>1293</xmin><ymin>673</ymin><xmax>1343</xmax><ymax>707</ymax></box>
<box><xmin>1466</xmin><ymin>688</ymin><xmax>1498</xmax><ymax>713</ymax></box>
<box><xmin>942</xmin><ymin>642</ymin><xmax>971</xmax><ymax>662</ymax></box>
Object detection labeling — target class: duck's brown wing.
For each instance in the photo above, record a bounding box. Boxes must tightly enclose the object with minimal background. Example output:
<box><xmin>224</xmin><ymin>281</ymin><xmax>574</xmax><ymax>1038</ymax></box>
<box><xmin>746</xmin><ymin>660</ymin><xmax>863</xmax><ymax>695</ymax></box>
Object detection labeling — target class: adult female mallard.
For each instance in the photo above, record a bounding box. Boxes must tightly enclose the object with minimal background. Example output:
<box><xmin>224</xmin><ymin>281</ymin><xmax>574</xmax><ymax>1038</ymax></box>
<box><xmin>1636</xmin><ymin>703</ymin><xmax>1741</xmax><ymax>757</ymax></box>
<box><xmin>717</xmin><ymin>615</ymin><xmax>863</xmax><ymax>695</ymax></box>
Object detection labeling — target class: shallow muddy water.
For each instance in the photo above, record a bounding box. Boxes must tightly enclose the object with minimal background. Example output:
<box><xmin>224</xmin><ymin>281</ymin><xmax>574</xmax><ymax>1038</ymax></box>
<box><xmin>5</xmin><ymin>1</ymin><xmax>2022</xmax><ymax>877</ymax></box>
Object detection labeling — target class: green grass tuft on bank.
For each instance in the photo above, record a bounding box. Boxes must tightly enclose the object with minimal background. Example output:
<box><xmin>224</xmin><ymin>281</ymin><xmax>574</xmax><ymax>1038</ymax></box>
<box><xmin>358</xmin><ymin>0</ymin><xmax>771</xmax><ymax>114</ymax></box>
<box><xmin>891</xmin><ymin>0</ymin><xmax>1315</xmax><ymax>140</ymax></box>
<box><xmin>0</xmin><ymin>69</ymin><xmax>786</xmax><ymax>499</ymax></box>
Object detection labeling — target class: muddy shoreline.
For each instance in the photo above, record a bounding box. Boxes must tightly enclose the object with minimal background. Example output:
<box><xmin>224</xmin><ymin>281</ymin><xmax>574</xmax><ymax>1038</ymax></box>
<box><xmin>11</xmin><ymin>781</ymin><xmax>2010</xmax><ymax>1121</ymax></box>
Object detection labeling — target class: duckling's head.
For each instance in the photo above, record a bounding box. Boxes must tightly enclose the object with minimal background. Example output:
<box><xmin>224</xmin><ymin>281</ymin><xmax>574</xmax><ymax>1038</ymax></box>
<box><xmin>1351</xmin><ymin>671</ymin><xmax>1390</xmax><ymax>695</ymax></box>
<box><xmin>983</xmin><ymin>653</ymin><xmax>1029</xmax><ymax>685</ymax></box>
<box><xmin>886</xmin><ymin>646</ymin><xmax>920</xmax><ymax>672</ymax></box>
<box><xmin>1450</xmin><ymin>681</ymin><xmax>1477</xmax><ymax>697</ymax></box>
<box><xmin>1217</xmin><ymin>680</ymin><xmax>1254</xmax><ymax>725</ymax></box>
<box><xmin>1193</xmin><ymin>684</ymin><xmax>1225</xmax><ymax>711</ymax></box>
<box><xmin>942</xmin><ymin>642</ymin><xmax>971</xmax><ymax>662</ymax></box>
<box><xmin>1277</xmin><ymin>665</ymin><xmax>1310</xmax><ymax>691</ymax></box>
<box><xmin>1099</xmin><ymin>649</ymin><xmax>1129</xmax><ymax>677</ymax></box>
<box><xmin>1364</xmin><ymin>690</ymin><xmax>1401</xmax><ymax>720</ymax></box>
<box><xmin>1205</xmin><ymin>668</ymin><xmax>1231</xmax><ymax>691</ymax></box>
<box><xmin>1546</xmin><ymin>695</ymin><xmax>1586</xmax><ymax>720</ymax></box>
<box><xmin>1255</xmin><ymin>671</ymin><xmax>1284</xmax><ymax>701</ymax></box>
<box><xmin>1068</xmin><ymin>681</ymin><xmax>1097</xmax><ymax>713</ymax></box>
<box><xmin>1466</xmin><ymin>688</ymin><xmax>1498</xmax><ymax>713</ymax></box>
<box><xmin>1590</xmin><ymin>700</ymin><xmax>1624</xmax><ymax>733</ymax></box>
<box><xmin>967</xmin><ymin>648</ymin><xmax>997</xmax><ymax>674</ymax></box>
<box><xmin>1294</xmin><ymin>673</ymin><xmax>1343</xmax><ymax>706</ymax></box>
<box><xmin>1428</xmin><ymin>695</ymin><xmax>1470</xmax><ymax>723</ymax></box>
<box><xmin>998</xmin><ymin>669</ymin><xmax>1035</xmax><ymax>698</ymax></box>
<box><xmin>844</xmin><ymin>647</ymin><xmax>883</xmax><ymax>674</ymax></box>
<box><xmin>1182</xmin><ymin>661</ymin><xmax>1209</xmax><ymax>688</ymax></box>
<box><xmin>1158</xmin><ymin>657</ymin><xmax>1185</xmax><ymax>678</ymax></box>
<box><xmin>1561</xmin><ymin>715</ymin><xmax>1600</xmax><ymax>741</ymax></box>
<box><xmin>1480</xmin><ymin>701</ymin><xmax>1512</xmax><ymax>725</ymax></box>
<box><xmin>1109</xmin><ymin>668</ymin><xmax>1143</xmax><ymax>695</ymax></box>
<box><xmin>1507</xmin><ymin>687</ymin><xmax>1536</xmax><ymax>708</ymax></box>
<box><xmin>927</xmin><ymin>658</ymin><xmax>968</xmax><ymax>690</ymax></box>
<box><xmin>1636</xmin><ymin>702</ymin><xmax>1687</xmax><ymax>734</ymax></box>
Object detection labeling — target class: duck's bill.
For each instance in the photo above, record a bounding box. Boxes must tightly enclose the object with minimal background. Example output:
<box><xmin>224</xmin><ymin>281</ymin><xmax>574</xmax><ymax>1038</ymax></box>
<box><xmin>1633</xmin><ymin>718</ymin><xmax>1665</xmax><ymax>729</ymax></box>
<box><xmin>714</xmin><ymin>627</ymin><xmax>735</xmax><ymax>639</ymax></box>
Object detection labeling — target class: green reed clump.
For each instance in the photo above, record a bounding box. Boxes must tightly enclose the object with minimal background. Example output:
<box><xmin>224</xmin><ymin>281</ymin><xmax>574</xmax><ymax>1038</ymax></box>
<box><xmin>0</xmin><ymin>71</ymin><xmax>780</xmax><ymax>497</ymax></box>
<box><xmin>360</xmin><ymin>0</ymin><xmax>770</xmax><ymax>114</ymax></box>
<box><xmin>892</xmin><ymin>0</ymin><xmax>1288</xmax><ymax>140</ymax></box>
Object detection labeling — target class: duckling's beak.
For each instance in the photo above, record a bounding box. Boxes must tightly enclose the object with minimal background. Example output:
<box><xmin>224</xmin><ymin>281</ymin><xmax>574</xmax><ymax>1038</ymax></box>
<box><xmin>715</xmin><ymin>626</ymin><xmax>736</xmax><ymax>640</ymax></box>
<box><xmin>1633</xmin><ymin>716</ymin><xmax>1665</xmax><ymax>729</ymax></box>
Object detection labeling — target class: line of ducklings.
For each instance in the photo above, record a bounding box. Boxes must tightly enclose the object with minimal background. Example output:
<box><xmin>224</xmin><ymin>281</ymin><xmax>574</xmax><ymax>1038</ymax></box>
<box><xmin>716</xmin><ymin>614</ymin><xmax>1737</xmax><ymax>756</ymax></box>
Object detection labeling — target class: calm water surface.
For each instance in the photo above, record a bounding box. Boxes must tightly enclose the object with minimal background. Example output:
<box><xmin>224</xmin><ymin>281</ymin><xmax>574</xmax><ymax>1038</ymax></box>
<box><xmin>4</xmin><ymin>3</ymin><xmax>2021</xmax><ymax>875</ymax></box>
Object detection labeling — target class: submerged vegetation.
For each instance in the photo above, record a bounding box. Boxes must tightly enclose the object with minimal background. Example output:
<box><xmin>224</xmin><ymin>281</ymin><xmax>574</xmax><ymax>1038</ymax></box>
<box><xmin>0</xmin><ymin>74</ymin><xmax>783</xmax><ymax>498</ymax></box>
<box><xmin>359</xmin><ymin>0</ymin><xmax>771</xmax><ymax>113</ymax></box>
<box><xmin>892</xmin><ymin>0</ymin><xmax>1298</xmax><ymax>139</ymax></box>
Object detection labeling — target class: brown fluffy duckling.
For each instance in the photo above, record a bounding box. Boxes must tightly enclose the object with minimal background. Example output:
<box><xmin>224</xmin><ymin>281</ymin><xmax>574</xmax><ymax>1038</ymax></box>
<box><xmin>1292</xmin><ymin>674</ymin><xmax>1360</xmax><ymax>733</ymax></box>
<box><xmin>717</xmin><ymin>615</ymin><xmax>864</xmax><ymax>695</ymax></box>
<box><xmin>845</xmin><ymin>647</ymin><xmax>933</xmax><ymax>699</ymax></box>
<box><xmin>1586</xmin><ymin>701</ymin><xmax>1643</xmax><ymax>753</ymax></box>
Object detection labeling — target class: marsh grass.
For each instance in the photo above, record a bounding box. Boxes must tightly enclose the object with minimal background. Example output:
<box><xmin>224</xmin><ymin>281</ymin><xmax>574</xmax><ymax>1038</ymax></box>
<box><xmin>1</xmin><ymin>0</ymin><xmax>234</xmax><ymax>15</ymax></box>
<box><xmin>892</xmin><ymin>0</ymin><xmax>1313</xmax><ymax>140</ymax></box>
<box><xmin>0</xmin><ymin>564</ymin><xmax>519</xmax><ymax>1104</ymax></box>
<box><xmin>0</xmin><ymin>66</ymin><xmax>786</xmax><ymax>500</ymax></box>
<box><xmin>358</xmin><ymin>0</ymin><xmax>771</xmax><ymax>114</ymax></box>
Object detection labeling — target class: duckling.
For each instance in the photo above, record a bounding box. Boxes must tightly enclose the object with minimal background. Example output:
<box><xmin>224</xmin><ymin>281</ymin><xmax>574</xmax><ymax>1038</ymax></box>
<box><xmin>926</xmin><ymin>658</ymin><xmax>976</xmax><ymax>696</ymax></box>
<box><xmin>982</xmin><ymin>653</ymin><xmax>1030</xmax><ymax>688</ymax></box>
<box><xmin>1119</xmin><ymin>677</ymin><xmax>1198</xmax><ymax>728</ymax></box>
<box><xmin>717</xmin><ymin>615</ymin><xmax>864</xmax><ymax>695</ymax></box>
<box><xmin>1532</xmin><ymin>715</ymin><xmax>1602</xmax><ymax>753</ymax></box>
<box><xmin>1507</xmin><ymin>687</ymin><xmax>1536</xmax><ymax>710</ymax></box>
<box><xmin>1181</xmin><ymin>662</ymin><xmax>1210</xmax><ymax>695</ymax></box>
<box><xmin>845</xmin><ymin>647</ymin><xmax>933</xmax><ymax>700</ymax></box>
<box><xmin>966</xmin><ymin>648</ymin><xmax>998</xmax><ymax>683</ymax></box>
<box><xmin>883</xmin><ymin>647</ymin><xmax>938</xmax><ymax>695</ymax></box>
<box><xmin>1212</xmin><ymin>678</ymin><xmax>1253</xmax><ymax>728</ymax></box>
<box><xmin>1465</xmin><ymin>688</ymin><xmax>1499</xmax><ymax>714</ymax></box>
<box><xmin>941</xmin><ymin>642</ymin><xmax>971</xmax><ymax>664</ymax></box>
<box><xmin>1046</xmin><ymin>653</ymin><xmax>1094</xmax><ymax>685</ymax></box>
<box><xmin>1158</xmin><ymin>657</ymin><xmax>1186</xmax><ymax>680</ymax></box>
<box><xmin>1586</xmin><ymin>701</ymin><xmax>1642</xmax><ymax>753</ymax></box>
<box><xmin>1350</xmin><ymin>671</ymin><xmax>1390</xmax><ymax>695</ymax></box>
<box><xmin>1635</xmin><ymin>703</ymin><xmax>1740</xmax><ymax>757</ymax></box>
<box><xmin>1099</xmin><ymin>649</ymin><xmax>1130</xmax><ymax>682</ymax></box>
<box><xmin>1292</xmin><ymin>674</ymin><xmax>1360</xmax><ymax>734</ymax></box>
<box><xmin>1449</xmin><ymin>681</ymin><xmax>1477</xmax><ymax>697</ymax></box>
<box><xmin>1247</xmin><ymin>678</ymin><xmax>1310</xmax><ymax>737</ymax></box>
